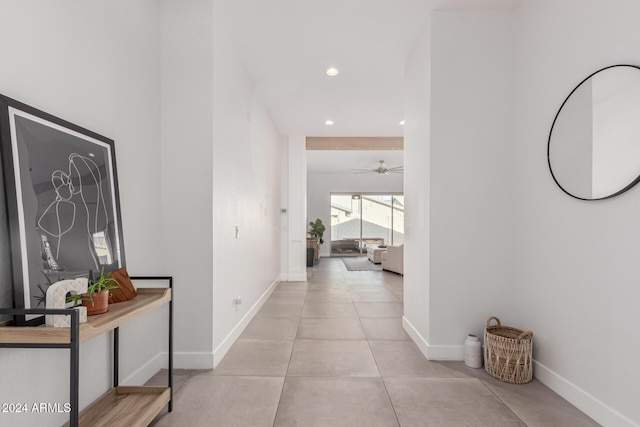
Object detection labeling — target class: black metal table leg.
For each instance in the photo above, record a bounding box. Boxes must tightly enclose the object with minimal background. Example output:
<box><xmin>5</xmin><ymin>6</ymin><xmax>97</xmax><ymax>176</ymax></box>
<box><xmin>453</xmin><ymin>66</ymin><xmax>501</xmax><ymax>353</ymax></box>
<box><xmin>169</xmin><ymin>277</ymin><xmax>173</xmax><ymax>412</ymax></box>
<box><xmin>129</xmin><ymin>275</ymin><xmax>175</xmax><ymax>413</ymax></box>
<box><xmin>70</xmin><ymin>309</ymin><xmax>80</xmax><ymax>427</ymax></box>
<box><xmin>114</xmin><ymin>327</ymin><xmax>119</xmax><ymax>388</ymax></box>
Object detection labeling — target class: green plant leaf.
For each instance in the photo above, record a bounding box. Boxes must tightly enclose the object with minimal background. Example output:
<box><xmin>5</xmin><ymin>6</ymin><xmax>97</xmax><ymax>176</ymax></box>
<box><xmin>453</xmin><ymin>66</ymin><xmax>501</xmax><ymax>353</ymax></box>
<box><xmin>87</xmin><ymin>267</ymin><xmax>120</xmax><ymax>294</ymax></box>
<box><xmin>65</xmin><ymin>294</ymin><xmax>89</xmax><ymax>308</ymax></box>
<box><xmin>308</xmin><ymin>218</ymin><xmax>325</xmax><ymax>244</ymax></box>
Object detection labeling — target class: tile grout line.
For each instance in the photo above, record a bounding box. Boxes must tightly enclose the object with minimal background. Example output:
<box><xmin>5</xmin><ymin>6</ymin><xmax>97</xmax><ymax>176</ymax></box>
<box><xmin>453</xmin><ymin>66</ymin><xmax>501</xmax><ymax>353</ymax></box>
<box><xmin>352</xmin><ymin>279</ymin><xmax>403</xmax><ymax>427</ymax></box>
<box><xmin>271</xmin><ymin>276</ymin><xmax>310</xmax><ymax>427</ymax></box>
<box><xmin>478</xmin><ymin>378</ymin><xmax>529</xmax><ymax>426</ymax></box>
<box><xmin>270</xmin><ymin>375</ymin><xmax>288</xmax><ymax>427</ymax></box>
<box><xmin>152</xmin><ymin>260</ymin><xmax>591</xmax><ymax>426</ymax></box>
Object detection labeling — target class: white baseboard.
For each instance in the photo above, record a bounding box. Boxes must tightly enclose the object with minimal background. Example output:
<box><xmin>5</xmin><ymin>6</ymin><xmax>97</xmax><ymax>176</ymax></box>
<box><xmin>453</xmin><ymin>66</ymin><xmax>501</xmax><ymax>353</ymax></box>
<box><xmin>402</xmin><ymin>316</ymin><xmax>464</xmax><ymax>361</ymax></box>
<box><xmin>286</xmin><ymin>273</ymin><xmax>307</xmax><ymax>282</ymax></box>
<box><xmin>403</xmin><ymin>317</ymin><xmax>637</xmax><ymax>427</ymax></box>
<box><xmin>121</xmin><ymin>352</ymin><xmax>168</xmax><ymax>386</ymax></box>
<box><xmin>174</xmin><ymin>352</ymin><xmax>215</xmax><ymax>369</ymax></box>
<box><xmin>402</xmin><ymin>316</ymin><xmax>430</xmax><ymax>357</ymax></box>
<box><xmin>212</xmin><ymin>277</ymin><xmax>280</xmax><ymax>368</ymax></box>
<box><xmin>534</xmin><ymin>361</ymin><xmax>639</xmax><ymax>427</ymax></box>
<box><xmin>427</xmin><ymin>344</ymin><xmax>464</xmax><ymax>360</ymax></box>
<box><xmin>122</xmin><ymin>350</ymin><xmax>215</xmax><ymax>384</ymax></box>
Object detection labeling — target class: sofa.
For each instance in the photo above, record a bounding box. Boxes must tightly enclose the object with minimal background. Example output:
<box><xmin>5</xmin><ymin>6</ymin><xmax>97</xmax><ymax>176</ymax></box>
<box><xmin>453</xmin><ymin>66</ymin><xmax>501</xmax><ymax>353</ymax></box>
<box><xmin>366</xmin><ymin>245</ymin><xmax>386</xmax><ymax>263</ymax></box>
<box><xmin>381</xmin><ymin>244</ymin><xmax>403</xmax><ymax>275</ymax></box>
<box><xmin>331</xmin><ymin>239</ymin><xmax>360</xmax><ymax>253</ymax></box>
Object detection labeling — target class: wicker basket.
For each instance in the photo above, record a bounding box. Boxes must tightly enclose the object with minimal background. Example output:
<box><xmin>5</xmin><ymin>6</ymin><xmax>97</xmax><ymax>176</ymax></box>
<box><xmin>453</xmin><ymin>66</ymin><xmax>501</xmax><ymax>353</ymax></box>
<box><xmin>484</xmin><ymin>316</ymin><xmax>533</xmax><ymax>384</ymax></box>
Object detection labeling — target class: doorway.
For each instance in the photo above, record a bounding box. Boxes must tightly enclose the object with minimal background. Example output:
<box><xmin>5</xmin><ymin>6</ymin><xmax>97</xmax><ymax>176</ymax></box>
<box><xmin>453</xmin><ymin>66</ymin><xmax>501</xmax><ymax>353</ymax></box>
<box><xmin>330</xmin><ymin>193</ymin><xmax>404</xmax><ymax>256</ymax></box>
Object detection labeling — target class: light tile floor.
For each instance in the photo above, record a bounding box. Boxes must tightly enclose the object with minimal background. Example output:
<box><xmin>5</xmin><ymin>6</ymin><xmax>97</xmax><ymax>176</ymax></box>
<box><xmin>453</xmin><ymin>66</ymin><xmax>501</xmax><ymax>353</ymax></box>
<box><xmin>150</xmin><ymin>257</ymin><xmax>599</xmax><ymax>426</ymax></box>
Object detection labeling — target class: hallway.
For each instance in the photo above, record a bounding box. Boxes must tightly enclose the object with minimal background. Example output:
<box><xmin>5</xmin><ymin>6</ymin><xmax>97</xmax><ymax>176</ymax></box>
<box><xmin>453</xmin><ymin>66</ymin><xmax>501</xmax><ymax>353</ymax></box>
<box><xmin>151</xmin><ymin>258</ymin><xmax>597</xmax><ymax>426</ymax></box>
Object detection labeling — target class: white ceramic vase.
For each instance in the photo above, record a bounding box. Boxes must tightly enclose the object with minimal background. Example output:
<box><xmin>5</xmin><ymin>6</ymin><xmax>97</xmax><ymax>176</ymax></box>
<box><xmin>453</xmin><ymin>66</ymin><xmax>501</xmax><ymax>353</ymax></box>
<box><xmin>464</xmin><ymin>334</ymin><xmax>483</xmax><ymax>368</ymax></box>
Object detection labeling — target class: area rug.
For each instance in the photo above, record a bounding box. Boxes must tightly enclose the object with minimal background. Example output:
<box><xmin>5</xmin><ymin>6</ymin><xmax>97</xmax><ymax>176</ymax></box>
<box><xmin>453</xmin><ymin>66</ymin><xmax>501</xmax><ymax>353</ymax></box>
<box><xmin>341</xmin><ymin>256</ymin><xmax>383</xmax><ymax>271</ymax></box>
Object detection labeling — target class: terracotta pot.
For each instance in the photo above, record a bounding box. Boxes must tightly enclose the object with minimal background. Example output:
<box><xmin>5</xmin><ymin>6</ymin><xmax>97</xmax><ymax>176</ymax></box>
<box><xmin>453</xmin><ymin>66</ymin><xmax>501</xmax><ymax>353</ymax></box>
<box><xmin>82</xmin><ymin>290</ymin><xmax>109</xmax><ymax>315</ymax></box>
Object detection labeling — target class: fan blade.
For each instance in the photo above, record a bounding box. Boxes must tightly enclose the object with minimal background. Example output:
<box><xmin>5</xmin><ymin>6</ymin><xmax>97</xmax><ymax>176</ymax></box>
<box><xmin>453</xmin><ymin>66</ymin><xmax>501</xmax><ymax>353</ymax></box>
<box><xmin>351</xmin><ymin>161</ymin><xmax>403</xmax><ymax>175</ymax></box>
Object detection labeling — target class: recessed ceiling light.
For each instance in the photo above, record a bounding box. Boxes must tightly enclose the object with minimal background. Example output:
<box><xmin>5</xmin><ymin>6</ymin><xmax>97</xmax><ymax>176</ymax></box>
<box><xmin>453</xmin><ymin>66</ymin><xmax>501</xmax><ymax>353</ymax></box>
<box><xmin>399</xmin><ymin>120</ymin><xmax>405</xmax><ymax>125</ymax></box>
<box><xmin>88</xmin><ymin>152</ymin><xmax>96</xmax><ymax>157</ymax></box>
<box><xmin>325</xmin><ymin>67</ymin><xmax>339</xmax><ymax>76</ymax></box>
<box><xmin>325</xmin><ymin>120</ymin><xmax>334</xmax><ymax>126</ymax></box>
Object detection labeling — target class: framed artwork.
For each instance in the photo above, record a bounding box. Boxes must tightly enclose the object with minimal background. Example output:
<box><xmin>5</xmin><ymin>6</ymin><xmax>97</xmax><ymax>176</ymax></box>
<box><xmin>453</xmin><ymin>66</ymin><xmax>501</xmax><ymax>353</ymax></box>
<box><xmin>0</xmin><ymin>94</ymin><xmax>126</xmax><ymax>325</ymax></box>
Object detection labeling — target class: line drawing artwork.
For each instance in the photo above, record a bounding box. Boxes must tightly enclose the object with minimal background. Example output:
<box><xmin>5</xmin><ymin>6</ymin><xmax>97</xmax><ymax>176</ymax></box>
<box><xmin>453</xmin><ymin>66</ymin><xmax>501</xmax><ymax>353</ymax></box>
<box><xmin>1</xmin><ymin>100</ymin><xmax>126</xmax><ymax>324</ymax></box>
<box><xmin>36</xmin><ymin>153</ymin><xmax>112</xmax><ymax>271</ymax></box>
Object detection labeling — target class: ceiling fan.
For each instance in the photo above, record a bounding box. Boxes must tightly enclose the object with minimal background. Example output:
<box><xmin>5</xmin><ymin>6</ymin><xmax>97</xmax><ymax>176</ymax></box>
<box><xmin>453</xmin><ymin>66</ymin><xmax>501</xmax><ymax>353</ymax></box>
<box><xmin>352</xmin><ymin>160</ymin><xmax>403</xmax><ymax>175</ymax></box>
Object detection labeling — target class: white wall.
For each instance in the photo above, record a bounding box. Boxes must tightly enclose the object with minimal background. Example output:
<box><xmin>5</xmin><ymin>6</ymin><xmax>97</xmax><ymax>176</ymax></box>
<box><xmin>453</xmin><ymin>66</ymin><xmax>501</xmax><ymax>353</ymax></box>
<box><xmin>429</xmin><ymin>10</ymin><xmax>516</xmax><ymax>353</ymax></box>
<box><xmin>406</xmin><ymin>5</ymin><xmax>640</xmax><ymax>425</ymax></box>
<box><xmin>0</xmin><ymin>6</ymin><xmax>285</xmax><ymax>425</ymax></box>
<box><xmin>212</xmin><ymin>11</ymin><xmax>283</xmax><ymax>363</ymax></box>
<box><xmin>160</xmin><ymin>0</ymin><xmax>214</xmax><ymax>368</ymax></box>
<box><xmin>402</xmin><ymin>23</ymin><xmax>432</xmax><ymax>353</ymax></box>
<box><xmin>404</xmin><ymin>10</ymin><xmax>516</xmax><ymax>360</ymax></box>
<box><xmin>307</xmin><ymin>172</ymin><xmax>403</xmax><ymax>257</ymax></box>
<box><xmin>407</xmin><ymin>3</ymin><xmax>640</xmax><ymax>425</ymax></box>
<box><xmin>285</xmin><ymin>136</ymin><xmax>308</xmax><ymax>281</ymax></box>
<box><xmin>0</xmin><ymin>1</ymin><xmax>164</xmax><ymax>426</ymax></box>
<box><xmin>280</xmin><ymin>138</ymin><xmax>290</xmax><ymax>277</ymax></box>
<box><xmin>513</xmin><ymin>1</ymin><xmax>640</xmax><ymax>425</ymax></box>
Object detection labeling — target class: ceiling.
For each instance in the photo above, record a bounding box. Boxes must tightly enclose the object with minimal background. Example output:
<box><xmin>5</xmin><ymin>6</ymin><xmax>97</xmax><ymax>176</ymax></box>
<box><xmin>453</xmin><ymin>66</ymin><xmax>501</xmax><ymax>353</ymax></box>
<box><xmin>307</xmin><ymin>150</ymin><xmax>404</xmax><ymax>174</ymax></box>
<box><xmin>215</xmin><ymin>0</ymin><xmax>520</xmax><ymax>173</ymax></box>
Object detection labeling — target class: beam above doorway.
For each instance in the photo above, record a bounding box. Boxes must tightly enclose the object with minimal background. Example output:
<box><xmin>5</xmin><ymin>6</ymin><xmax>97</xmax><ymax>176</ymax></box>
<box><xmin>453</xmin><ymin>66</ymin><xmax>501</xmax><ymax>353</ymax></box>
<box><xmin>306</xmin><ymin>137</ymin><xmax>403</xmax><ymax>151</ymax></box>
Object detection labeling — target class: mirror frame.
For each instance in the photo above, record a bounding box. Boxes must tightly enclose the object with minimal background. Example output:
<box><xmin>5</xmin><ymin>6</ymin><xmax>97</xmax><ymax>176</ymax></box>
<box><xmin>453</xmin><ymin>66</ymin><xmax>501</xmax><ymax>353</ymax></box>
<box><xmin>547</xmin><ymin>64</ymin><xmax>640</xmax><ymax>201</ymax></box>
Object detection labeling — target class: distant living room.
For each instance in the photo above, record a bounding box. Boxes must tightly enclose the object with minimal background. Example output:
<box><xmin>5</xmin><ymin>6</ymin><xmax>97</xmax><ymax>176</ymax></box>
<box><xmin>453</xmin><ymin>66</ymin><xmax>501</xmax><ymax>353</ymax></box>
<box><xmin>330</xmin><ymin>193</ymin><xmax>404</xmax><ymax>274</ymax></box>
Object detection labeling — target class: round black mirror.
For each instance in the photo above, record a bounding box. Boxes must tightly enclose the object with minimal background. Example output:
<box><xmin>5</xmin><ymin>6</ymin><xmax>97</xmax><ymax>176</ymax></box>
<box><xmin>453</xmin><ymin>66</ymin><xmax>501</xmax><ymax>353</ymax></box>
<box><xmin>548</xmin><ymin>65</ymin><xmax>640</xmax><ymax>200</ymax></box>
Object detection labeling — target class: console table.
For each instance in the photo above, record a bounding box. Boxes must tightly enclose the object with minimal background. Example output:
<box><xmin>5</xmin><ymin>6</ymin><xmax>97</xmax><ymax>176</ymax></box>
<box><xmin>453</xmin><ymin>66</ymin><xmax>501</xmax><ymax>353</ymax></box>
<box><xmin>306</xmin><ymin>238</ymin><xmax>319</xmax><ymax>261</ymax></box>
<box><xmin>0</xmin><ymin>276</ymin><xmax>173</xmax><ymax>427</ymax></box>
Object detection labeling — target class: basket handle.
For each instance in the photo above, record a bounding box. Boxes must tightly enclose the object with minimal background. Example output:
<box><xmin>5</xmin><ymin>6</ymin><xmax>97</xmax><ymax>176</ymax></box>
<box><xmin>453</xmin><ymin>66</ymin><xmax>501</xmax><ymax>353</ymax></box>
<box><xmin>486</xmin><ymin>316</ymin><xmax>501</xmax><ymax>328</ymax></box>
<box><xmin>517</xmin><ymin>331</ymin><xmax>533</xmax><ymax>340</ymax></box>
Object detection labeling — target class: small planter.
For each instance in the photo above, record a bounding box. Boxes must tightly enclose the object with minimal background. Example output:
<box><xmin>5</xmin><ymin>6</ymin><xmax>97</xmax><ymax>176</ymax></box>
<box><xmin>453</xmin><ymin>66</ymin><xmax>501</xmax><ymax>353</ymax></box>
<box><xmin>82</xmin><ymin>290</ymin><xmax>110</xmax><ymax>316</ymax></box>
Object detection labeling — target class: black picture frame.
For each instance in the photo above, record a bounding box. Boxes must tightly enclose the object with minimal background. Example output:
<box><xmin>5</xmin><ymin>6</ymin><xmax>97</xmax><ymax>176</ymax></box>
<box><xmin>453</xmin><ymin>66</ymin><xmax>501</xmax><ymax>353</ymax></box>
<box><xmin>0</xmin><ymin>94</ymin><xmax>126</xmax><ymax>325</ymax></box>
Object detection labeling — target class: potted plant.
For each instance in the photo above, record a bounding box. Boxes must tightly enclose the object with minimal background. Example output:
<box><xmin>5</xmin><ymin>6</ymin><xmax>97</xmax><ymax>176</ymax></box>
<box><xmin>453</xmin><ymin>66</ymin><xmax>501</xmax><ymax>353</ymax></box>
<box><xmin>308</xmin><ymin>218</ymin><xmax>325</xmax><ymax>244</ymax></box>
<box><xmin>82</xmin><ymin>268</ymin><xmax>119</xmax><ymax>316</ymax></box>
